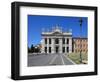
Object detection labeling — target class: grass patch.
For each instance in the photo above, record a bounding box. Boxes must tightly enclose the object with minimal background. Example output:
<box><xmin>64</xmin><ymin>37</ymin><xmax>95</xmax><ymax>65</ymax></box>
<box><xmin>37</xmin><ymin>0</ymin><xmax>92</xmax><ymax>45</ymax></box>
<box><xmin>67</xmin><ymin>52</ymin><xmax>88</xmax><ymax>64</ymax></box>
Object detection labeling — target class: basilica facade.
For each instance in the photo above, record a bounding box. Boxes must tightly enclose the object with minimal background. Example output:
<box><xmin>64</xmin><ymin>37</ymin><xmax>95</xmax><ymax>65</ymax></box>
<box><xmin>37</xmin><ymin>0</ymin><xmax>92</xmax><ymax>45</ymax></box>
<box><xmin>41</xmin><ymin>26</ymin><xmax>72</xmax><ymax>54</ymax></box>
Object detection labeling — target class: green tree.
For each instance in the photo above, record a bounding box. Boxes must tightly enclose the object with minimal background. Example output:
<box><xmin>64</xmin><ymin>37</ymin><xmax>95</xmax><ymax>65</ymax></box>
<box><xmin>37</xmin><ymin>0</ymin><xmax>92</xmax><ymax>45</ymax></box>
<box><xmin>28</xmin><ymin>46</ymin><xmax>31</xmax><ymax>53</ymax></box>
<box><xmin>31</xmin><ymin>44</ymin><xmax>35</xmax><ymax>53</ymax></box>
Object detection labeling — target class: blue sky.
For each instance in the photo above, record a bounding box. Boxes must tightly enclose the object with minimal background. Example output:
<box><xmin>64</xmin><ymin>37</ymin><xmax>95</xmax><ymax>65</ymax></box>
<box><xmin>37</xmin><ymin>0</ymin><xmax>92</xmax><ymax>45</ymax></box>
<box><xmin>28</xmin><ymin>15</ymin><xmax>87</xmax><ymax>47</ymax></box>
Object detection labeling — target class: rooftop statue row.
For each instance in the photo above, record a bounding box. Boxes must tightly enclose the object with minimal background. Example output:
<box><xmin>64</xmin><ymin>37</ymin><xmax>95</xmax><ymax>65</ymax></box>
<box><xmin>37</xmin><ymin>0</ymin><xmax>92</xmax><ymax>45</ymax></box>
<box><xmin>42</xmin><ymin>25</ymin><xmax>72</xmax><ymax>34</ymax></box>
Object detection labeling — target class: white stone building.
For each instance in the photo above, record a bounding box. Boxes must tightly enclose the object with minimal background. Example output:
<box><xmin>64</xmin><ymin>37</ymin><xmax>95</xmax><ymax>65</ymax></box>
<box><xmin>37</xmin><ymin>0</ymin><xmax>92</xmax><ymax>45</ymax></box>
<box><xmin>41</xmin><ymin>26</ymin><xmax>72</xmax><ymax>54</ymax></box>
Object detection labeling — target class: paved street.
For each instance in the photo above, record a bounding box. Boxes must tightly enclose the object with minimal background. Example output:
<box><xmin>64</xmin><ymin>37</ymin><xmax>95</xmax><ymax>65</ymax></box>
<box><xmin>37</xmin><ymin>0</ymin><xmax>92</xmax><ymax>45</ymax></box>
<box><xmin>28</xmin><ymin>53</ymin><xmax>74</xmax><ymax>67</ymax></box>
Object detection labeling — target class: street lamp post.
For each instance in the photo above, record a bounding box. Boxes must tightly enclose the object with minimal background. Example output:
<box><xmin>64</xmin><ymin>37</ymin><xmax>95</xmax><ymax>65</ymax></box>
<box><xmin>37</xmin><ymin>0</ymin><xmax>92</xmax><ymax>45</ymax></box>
<box><xmin>79</xmin><ymin>18</ymin><xmax>83</xmax><ymax>63</ymax></box>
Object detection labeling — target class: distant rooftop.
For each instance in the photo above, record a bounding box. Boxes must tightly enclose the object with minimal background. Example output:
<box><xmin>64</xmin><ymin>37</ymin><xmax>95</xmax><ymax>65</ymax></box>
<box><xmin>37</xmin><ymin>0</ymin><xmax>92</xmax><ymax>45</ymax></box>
<box><xmin>73</xmin><ymin>37</ymin><xmax>88</xmax><ymax>39</ymax></box>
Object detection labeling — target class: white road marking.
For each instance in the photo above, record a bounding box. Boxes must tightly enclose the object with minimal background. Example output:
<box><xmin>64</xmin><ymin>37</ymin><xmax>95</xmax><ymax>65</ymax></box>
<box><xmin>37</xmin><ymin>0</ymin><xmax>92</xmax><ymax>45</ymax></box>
<box><xmin>49</xmin><ymin>55</ymin><xmax>57</xmax><ymax>65</ymax></box>
<box><xmin>60</xmin><ymin>54</ymin><xmax>65</xmax><ymax>65</ymax></box>
<box><xmin>63</xmin><ymin>54</ymin><xmax>76</xmax><ymax>65</ymax></box>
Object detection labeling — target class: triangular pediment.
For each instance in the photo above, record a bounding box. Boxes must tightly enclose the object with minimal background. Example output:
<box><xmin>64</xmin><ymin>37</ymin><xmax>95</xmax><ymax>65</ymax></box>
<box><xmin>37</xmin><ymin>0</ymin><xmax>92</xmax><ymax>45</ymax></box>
<box><xmin>52</xmin><ymin>31</ymin><xmax>62</xmax><ymax>35</ymax></box>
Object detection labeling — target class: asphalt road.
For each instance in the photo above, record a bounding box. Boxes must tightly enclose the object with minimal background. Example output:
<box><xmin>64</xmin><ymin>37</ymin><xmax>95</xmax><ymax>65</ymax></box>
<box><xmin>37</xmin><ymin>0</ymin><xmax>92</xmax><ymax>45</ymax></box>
<box><xmin>28</xmin><ymin>53</ymin><xmax>74</xmax><ymax>67</ymax></box>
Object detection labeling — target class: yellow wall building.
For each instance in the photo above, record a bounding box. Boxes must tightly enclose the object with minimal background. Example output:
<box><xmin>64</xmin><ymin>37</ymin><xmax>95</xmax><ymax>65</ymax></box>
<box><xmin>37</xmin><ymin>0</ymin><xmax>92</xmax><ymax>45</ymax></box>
<box><xmin>72</xmin><ymin>37</ymin><xmax>88</xmax><ymax>53</ymax></box>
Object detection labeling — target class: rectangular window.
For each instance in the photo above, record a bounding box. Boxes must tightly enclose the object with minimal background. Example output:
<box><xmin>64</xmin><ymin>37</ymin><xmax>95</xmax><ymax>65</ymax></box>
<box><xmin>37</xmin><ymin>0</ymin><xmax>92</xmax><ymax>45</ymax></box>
<box><xmin>45</xmin><ymin>38</ymin><xmax>47</xmax><ymax>44</ymax></box>
<box><xmin>67</xmin><ymin>38</ymin><xmax>69</xmax><ymax>44</ymax></box>
<box><xmin>63</xmin><ymin>38</ymin><xmax>65</xmax><ymax>44</ymax></box>
<box><xmin>49</xmin><ymin>38</ymin><xmax>51</xmax><ymax>44</ymax></box>
<box><xmin>67</xmin><ymin>47</ymin><xmax>69</xmax><ymax>53</ymax></box>
<box><xmin>63</xmin><ymin>47</ymin><xmax>65</xmax><ymax>53</ymax></box>
<box><xmin>45</xmin><ymin>47</ymin><xmax>47</xmax><ymax>53</ymax></box>
<box><xmin>49</xmin><ymin>47</ymin><xmax>51</xmax><ymax>53</ymax></box>
<box><xmin>55</xmin><ymin>38</ymin><xmax>59</xmax><ymax>44</ymax></box>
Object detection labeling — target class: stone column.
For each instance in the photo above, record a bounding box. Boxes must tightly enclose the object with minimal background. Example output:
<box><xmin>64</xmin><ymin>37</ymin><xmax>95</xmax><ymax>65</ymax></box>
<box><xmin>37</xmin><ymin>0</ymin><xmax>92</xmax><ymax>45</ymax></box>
<box><xmin>69</xmin><ymin>38</ymin><xmax>72</xmax><ymax>53</ymax></box>
<box><xmin>41</xmin><ymin>38</ymin><xmax>45</xmax><ymax>53</ymax></box>
<box><xmin>47</xmin><ymin>38</ymin><xmax>49</xmax><ymax>53</ymax></box>
<box><xmin>65</xmin><ymin>38</ymin><xmax>67</xmax><ymax>53</ymax></box>
<box><xmin>59</xmin><ymin>38</ymin><xmax>62</xmax><ymax>53</ymax></box>
<box><xmin>51</xmin><ymin>38</ymin><xmax>55</xmax><ymax>53</ymax></box>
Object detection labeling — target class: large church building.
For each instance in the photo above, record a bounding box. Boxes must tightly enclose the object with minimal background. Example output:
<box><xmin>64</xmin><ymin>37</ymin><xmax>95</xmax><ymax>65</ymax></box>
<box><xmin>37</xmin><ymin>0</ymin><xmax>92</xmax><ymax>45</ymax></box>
<box><xmin>40</xmin><ymin>25</ymin><xmax>88</xmax><ymax>54</ymax></box>
<box><xmin>41</xmin><ymin>26</ymin><xmax>72</xmax><ymax>54</ymax></box>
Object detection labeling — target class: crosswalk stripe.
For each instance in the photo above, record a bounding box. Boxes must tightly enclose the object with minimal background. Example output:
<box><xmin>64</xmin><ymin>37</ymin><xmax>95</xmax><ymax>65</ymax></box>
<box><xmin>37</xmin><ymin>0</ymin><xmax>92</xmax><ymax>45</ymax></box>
<box><xmin>60</xmin><ymin>55</ymin><xmax>65</xmax><ymax>65</ymax></box>
<box><xmin>49</xmin><ymin>55</ymin><xmax>57</xmax><ymax>65</ymax></box>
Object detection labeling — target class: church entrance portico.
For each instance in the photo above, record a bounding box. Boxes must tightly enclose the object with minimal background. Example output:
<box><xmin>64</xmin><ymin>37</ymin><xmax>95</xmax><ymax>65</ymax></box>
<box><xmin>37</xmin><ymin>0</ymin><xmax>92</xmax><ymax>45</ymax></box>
<box><xmin>41</xmin><ymin>25</ymin><xmax>72</xmax><ymax>54</ymax></box>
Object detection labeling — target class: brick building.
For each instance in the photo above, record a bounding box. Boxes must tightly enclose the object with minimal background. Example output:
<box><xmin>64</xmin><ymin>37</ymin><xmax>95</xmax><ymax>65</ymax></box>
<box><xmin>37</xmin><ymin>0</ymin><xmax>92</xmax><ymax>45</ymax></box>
<box><xmin>72</xmin><ymin>37</ymin><xmax>88</xmax><ymax>53</ymax></box>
